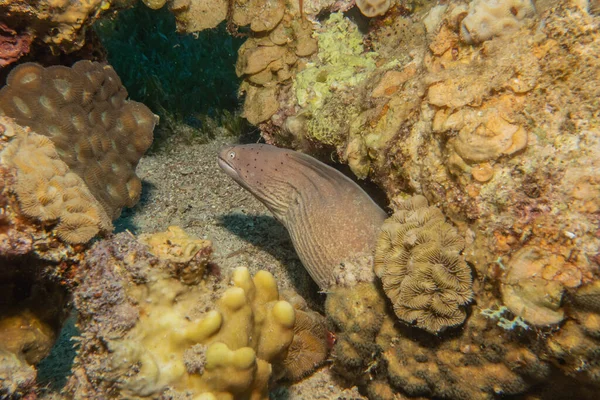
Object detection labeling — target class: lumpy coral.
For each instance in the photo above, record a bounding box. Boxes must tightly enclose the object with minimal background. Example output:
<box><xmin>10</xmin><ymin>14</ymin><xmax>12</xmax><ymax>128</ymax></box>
<box><xmin>461</xmin><ymin>0</ymin><xmax>537</xmax><ymax>44</ymax></box>
<box><xmin>374</xmin><ymin>195</ymin><xmax>473</xmax><ymax>333</ymax></box>
<box><xmin>355</xmin><ymin>0</ymin><xmax>391</xmax><ymax>18</ymax></box>
<box><xmin>138</xmin><ymin>225</ymin><xmax>212</xmax><ymax>284</ymax></box>
<box><xmin>66</xmin><ymin>231</ymin><xmax>299</xmax><ymax>399</ymax></box>
<box><xmin>1</xmin><ymin>120</ymin><xmax>112</xmax><ymax>244</ymax></box>
<box><xmin>0</xmin><ymin>0</ymin><xmax>132</xmax><ymax>55</ymax></box>
<box><xmin>0</xmin><ymin>61</ymin><xmax>157</xmax><ymax>220</ymax></box>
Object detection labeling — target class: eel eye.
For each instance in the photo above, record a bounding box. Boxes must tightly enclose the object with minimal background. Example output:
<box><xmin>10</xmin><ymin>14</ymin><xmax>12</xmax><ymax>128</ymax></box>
<box><xmin>229</xmin><ymin>151</ymin><xmax>236</xmax><ymax>159</ymax></box>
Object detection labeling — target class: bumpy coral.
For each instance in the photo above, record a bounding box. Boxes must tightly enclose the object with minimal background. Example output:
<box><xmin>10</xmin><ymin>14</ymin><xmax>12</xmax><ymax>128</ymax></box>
<box><xmin>501</xmin><ymin>246</ymin><xmax>566</xmax><ymax>326</ymax></box>
<box><xmin>374</xmin><ymin>195</ymin><xmax>473</xmax><ymax>333</ymax></box>
<box><xmin>0</xmin><ymin>61</ymin><xmax>157</xmax><ymax>220</ymax></box>
<box><xmin>0</xmin><ymin>23</ymin><xmax>32</xmax><ymax>67</ymax></box>
<box><xmin>355</xmin><ymin>0</ymin><xmax>391</xmax><ymax>18</ymax></box>
<box><xmin>138</xmin><ymin>225</ymin><xmax>212</xmax><ymax>284</ymax></box>
<box><xmin>0</xmin><ymin>0</ymin><xmax>131</xmax><ymax>54</ymax></box>
<box><xmin>282</xmin><ymin>308</ymin><xmax>329</xmax><ymax>381</ymax></box>
<box><xmin>461</xmin><ymin>0</ymin><xmax>536</xmax><ymax>44</ymax></box>
<box><xmin>67</xmin><ymin>232</ymin><xmax>298</xmax><ymax>399</ymax></box>
<box><xmin>325</xmin><ymin>282</ymin><xmax>386</xmax><ymax>384</ymax></box>
<box><xmin>1</xmin><ymin>120</ymin><xmax>112</xmax><ymax>244</ymax></box>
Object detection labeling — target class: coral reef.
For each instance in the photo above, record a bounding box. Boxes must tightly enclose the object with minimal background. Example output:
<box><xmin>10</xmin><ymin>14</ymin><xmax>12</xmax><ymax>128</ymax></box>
<box><xmin>139</xmin><ymin>225</ymin><xmax>212</xmax><ymax>284</ymax></box>
<box><xmin>356</xmin><ymin>0</ymin><xmax>391</xmax><ymax>18</ymax></box>
<box><xmin>0</xmin><ymin>61</ymin><xmax>157</xmax><ymax>220</ymax></box>
<box><xmin>2</xmin><ymin>121</ymin><xmax>112</xmax><ymax>244</ymax></box>
<box><xmin>374</xmin><ymin>195</ymin><xmax>473</xmax><ymax>333</ymax></box>
<box><xmin>237</xmin><ymin>0</ymin><xmax>600</xmax><ymax>397</ymax></box>
<box><xmin>169</xmin><ymin>0</ymin><xmax>339</xmax><ymax>126</ymax></box>
<box><xmin>460</xmin><ymin>0</ymin><xmax>537</xmax><ymax>44</ymax></box>
<box><xmin>0</xmin><ymin>23</ymin><xmax>32</xmax><ymax>67</ymax></box>
<box><xmin>67</xmin><ymin>231</ymin><xmax>303</xmax><ymax>399</ymax></box>
<box><xmin>0</xmin><ymin>0</ymin><xmax>134</xmax><ymax>56</ymax></box>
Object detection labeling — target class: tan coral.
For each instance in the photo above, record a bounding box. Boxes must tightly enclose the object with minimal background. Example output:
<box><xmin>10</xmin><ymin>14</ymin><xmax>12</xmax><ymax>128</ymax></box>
<box><xmin>0</xmin><ymin>61</ymin><xmax>157</xmax><ymax>220</ymax></box>
<box><xmin>282</xmin><ymin>309</ymin><xmax>329</xmax><ymax>381</ymax></box>
<box><xmin>356</xmin><ymin>0</ymin><xmax>391</xmax><ymax>18</ymax></box>
<box><xmin>138</xmin><ymin>226</ymin><xmax>212</xmax><ymax>284</ymax></box>
<box><xmin>461</xmin><ymin>0</ymin><xmax>536</xmax><ymax>44</ymax></box>
<box><xmin>501</xmin><ymin>246</ymin><xmax>566</xmax><ymax>326</ymax></box>
<box><xmin>0</xmin><ymin>119</ymin><xmax>112</xmax><ymax>244</ymax></box>
<box><xmin>374</xmin><ymin>195</ymin><xmax>473</xmax><ymax>333</ymax></box>
<box><xmin>0</xmin><ymin>0</ymin><xmax>127</xmax><ymax>54</ymax></box>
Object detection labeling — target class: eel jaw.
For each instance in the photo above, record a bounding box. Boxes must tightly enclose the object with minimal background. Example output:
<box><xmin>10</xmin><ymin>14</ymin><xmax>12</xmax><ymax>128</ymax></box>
<box><xmin>217</xmin><ymin>155</ymin><xmax>237</xmax><ymax>178</ymax></box>
<box><xmin>217</xmin><ymin>146</ymin><xmax>239</xmax><ymax>180</ymax></box>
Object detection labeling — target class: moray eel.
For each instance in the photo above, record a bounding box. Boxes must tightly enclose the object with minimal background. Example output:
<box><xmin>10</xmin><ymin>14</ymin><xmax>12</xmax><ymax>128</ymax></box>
<box><xmin>217</xmin><ymin>144</ymin><xmax>387</xmax><ymax>289</ymax></box>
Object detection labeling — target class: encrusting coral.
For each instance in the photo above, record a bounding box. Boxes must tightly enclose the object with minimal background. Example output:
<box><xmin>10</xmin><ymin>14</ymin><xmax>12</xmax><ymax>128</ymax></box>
<box><xmin>0</xmin><ymin>0</ymin><xmax>134</xmax><ymax>56</ymax></box>
<box><xmin>0</xmin><ymin>61</ymin><xmax>157</xmax><ymax>221</ymax></box>
<box><xmin>460</xmin><ymin>0</ymin><xmax>537</xmax><ymax>44</ymax></box>
<box><xmin>356</xmin><ymin>0</ymin><xmax>391</xmax><ymax>18</ymax></box>
<box><xmin>374</xmin><ymin>195</ymin><xmax>473</xmax><ymax>333</ymax></box>
<box><xmin>138</xmin><ymin>225</ymin><xmax>212</xmax><ymax>284</ymax></box>
<box><xmin>66</xmin><ymin>229</ymin><xmax>309</xmax><ymax>399</ymax></box>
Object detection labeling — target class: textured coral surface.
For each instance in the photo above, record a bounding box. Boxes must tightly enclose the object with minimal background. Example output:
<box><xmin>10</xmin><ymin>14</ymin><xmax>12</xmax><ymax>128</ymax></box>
<box><xmin>0</xmin><ymin>0</ymin><xmax>133</xmax><ymax>56</ymax></box>
<box><xmin>0</xmin><ymin>61</ymin><xmax>157</xmax><ymax>221</ymax></box>
<box><xmin>375</xmin><ymin>195</ymin><xmax>473</xmax><ymax>333</ymax></box>
<box><xmin>67</xmin><ymin>231</ymin><xmax>319</xmax><ymax>399</ymax></box>
<box><xmin>237</xmin><ymin>0</ymin><xmax>600</xmax><ymax>398</ymax></box>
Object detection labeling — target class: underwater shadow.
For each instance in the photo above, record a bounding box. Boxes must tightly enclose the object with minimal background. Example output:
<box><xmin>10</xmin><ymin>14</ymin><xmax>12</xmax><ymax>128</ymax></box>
<box><xmin>113</xmin><ymin>179</ymin><xmax>157</xmax><ymax>234</ymax></box>
<box><xmin>218</xmin><ymin>213</ymin><xmax>322</xmax><ymax>304</ymax></box>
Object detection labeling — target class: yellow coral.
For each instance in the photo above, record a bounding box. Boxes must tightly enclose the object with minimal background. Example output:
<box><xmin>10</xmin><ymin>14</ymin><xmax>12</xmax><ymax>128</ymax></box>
<box><xmin>374</xmin><ymin>195</ymin><xmax>473</xmax><ymax>333</ymax></box>
<box><xmin>0</xmin><ymin>118</ymin><xmax>112</xmax><ymax>243</ymax></box>
<box><xmin>109</xmin><ymin>265</ymin><xmax>295</xmax><ymax>399</ymax></box>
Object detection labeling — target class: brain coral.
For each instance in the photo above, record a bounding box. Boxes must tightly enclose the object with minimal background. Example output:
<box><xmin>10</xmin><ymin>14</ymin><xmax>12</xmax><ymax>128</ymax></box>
<box><xmin>374</xmin><ymin>195</ymin><xmax>473</xmax><ymax>333</ymax></box>
<box><xmin>0</xmin><ymin>118</ymin><xmax>112</xmax><ymax>243</ymax></box>
<box><xmin>0</xmin><ymin>61</ymin><xmax>157</xmax><ymax>220</ymax></box>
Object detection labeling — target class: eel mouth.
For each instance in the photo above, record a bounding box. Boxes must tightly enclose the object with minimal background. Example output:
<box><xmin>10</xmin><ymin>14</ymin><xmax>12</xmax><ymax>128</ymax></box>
<box><xmin>217</xmin><ymin>147</ymin><xmax>239</xmax><ymax>179</ymax></box>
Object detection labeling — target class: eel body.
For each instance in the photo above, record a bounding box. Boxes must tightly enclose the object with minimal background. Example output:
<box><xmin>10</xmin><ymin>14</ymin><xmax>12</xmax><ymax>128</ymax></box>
<box><xmin>217</xmin><ymin>144</ymin><xmax>387</xmax><ymax>289</ymax></box>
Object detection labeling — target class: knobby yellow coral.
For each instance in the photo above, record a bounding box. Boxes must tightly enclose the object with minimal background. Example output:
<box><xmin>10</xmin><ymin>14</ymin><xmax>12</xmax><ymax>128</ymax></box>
<box><xmin>374</xmin><ymin>195</ymin><xmax>473</xmax><ymax>333</ymax></box>
<box><xmin>109</xmin><ymin>266</ymin><xmax>296</xmax><ymax>398</ymax></box>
